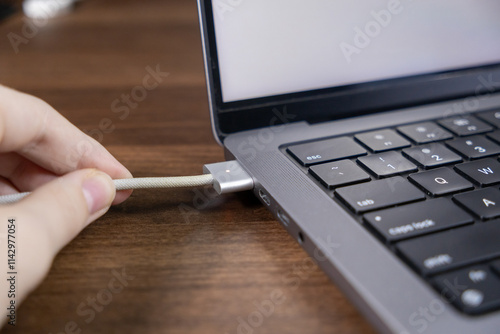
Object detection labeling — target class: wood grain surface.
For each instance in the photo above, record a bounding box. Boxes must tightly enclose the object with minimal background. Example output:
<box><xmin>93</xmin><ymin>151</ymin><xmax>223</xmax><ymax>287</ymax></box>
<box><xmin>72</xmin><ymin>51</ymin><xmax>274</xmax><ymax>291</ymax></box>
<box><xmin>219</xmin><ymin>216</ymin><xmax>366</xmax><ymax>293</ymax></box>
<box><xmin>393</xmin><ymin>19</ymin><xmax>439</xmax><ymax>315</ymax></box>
<box><xmin>0</xmin><ymin>1</ymin><xmax>376</xmax><ymax>333</ymax></box>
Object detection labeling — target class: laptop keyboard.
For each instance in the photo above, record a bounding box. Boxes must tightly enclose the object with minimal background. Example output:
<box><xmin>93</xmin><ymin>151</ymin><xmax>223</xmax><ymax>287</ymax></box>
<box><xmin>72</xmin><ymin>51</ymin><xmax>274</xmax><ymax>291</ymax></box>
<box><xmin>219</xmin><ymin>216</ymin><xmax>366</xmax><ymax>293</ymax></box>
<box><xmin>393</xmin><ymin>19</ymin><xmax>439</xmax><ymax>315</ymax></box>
<box><xmin>285</xmin><ymin>110</ymin><xmax>500</xmax><ymax>315</ymax></box>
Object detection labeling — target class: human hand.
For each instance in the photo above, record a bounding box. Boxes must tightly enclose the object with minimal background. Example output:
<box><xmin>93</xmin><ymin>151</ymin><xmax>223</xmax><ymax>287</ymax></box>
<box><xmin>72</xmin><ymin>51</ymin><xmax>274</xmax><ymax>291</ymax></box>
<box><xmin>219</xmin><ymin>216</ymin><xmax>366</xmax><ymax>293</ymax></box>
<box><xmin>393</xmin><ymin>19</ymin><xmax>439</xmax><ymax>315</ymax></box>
<box><xmin>0</xmin><ymin>85</ymin><xmax>132</xmax><ymax>326</ymax></box>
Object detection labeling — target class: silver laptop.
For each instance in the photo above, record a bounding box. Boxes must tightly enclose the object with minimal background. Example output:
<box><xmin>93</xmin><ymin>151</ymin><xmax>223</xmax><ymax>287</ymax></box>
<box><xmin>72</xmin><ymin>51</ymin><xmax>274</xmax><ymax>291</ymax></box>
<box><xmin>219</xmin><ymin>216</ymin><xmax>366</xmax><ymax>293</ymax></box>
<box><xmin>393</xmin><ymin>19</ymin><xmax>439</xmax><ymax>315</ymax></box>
<box><xmin>197</xmin><ymin>1</ymin><xmax>500</xmax><ymax>333</ymax></box>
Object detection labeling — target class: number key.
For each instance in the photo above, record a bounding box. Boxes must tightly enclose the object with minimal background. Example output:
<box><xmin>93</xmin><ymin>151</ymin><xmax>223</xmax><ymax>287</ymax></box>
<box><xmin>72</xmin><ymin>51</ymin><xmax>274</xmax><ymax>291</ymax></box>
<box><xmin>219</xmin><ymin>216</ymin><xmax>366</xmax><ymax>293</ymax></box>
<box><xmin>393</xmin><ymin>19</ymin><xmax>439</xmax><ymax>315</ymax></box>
<box><xmin>403</xmin><ymin>143</ymin><xmax>462</xmax><ymax>168</ymax></box>
<box><xmin>477</xmin><ymin>109</ymin><xmax>500</xmax><ymax>128</ymax></box>
<box><xmin>446</xmin><ymin>136</ymin><xmax>500</xmax><ymax>160</ymax></box>
<box><xmin>357</xmin><ymin>151</ymin><xmax>417</xmax><ymax>177</ymax></box>
<box><xmin>486</xmin><ymin>130</ymin><xmax>500</xmax><ymax>144</ymax></box>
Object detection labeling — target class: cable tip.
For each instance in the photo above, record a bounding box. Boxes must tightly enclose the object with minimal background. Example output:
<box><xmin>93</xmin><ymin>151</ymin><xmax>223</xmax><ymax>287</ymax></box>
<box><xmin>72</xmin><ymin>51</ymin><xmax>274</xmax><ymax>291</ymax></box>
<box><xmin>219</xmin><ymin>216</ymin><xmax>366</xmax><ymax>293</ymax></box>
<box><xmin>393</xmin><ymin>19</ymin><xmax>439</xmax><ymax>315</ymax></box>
<box><xmin>203</xmin><ymin>160</ymin><xmax>254</xmax><ymax>195</ymax></box>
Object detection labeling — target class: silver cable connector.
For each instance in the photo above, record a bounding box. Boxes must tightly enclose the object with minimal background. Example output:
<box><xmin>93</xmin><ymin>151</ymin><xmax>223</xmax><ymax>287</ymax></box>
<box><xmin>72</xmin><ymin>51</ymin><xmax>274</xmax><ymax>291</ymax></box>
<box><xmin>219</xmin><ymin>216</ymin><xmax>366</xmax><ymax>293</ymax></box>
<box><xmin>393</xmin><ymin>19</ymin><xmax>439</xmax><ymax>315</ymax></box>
<box><xmin>203</xmin><ymin>160</ymin><xmax>254</xmax><ymax>195</ymax></box>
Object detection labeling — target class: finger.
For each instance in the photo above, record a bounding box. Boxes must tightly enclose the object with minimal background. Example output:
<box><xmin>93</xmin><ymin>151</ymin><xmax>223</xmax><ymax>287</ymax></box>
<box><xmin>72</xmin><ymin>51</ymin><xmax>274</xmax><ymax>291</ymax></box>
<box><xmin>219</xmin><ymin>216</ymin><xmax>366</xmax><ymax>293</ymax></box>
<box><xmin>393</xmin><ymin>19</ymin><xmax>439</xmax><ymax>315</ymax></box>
<box><xmin>18</xmin><ymin>168</ymin><xmax>116</xmax><ymax>251</ymax></box>
<box><xmin>0</xmin><ymin>169</ymin><xmax>115</xmax><ymax>315</ymax></box>
<box><xmin>0</xmin><ymin>152</ymin><xmax>129</xmax><ymax>204</ymax></box>
<box><xmin>0</xmin><ymin>85</ymin><xmax>132</xmax><ymax>204</ymax></box>
<box><xmin>0</xmin><ymin>152</ymin><xmax>57</xmax><ymax>191</ymax></box>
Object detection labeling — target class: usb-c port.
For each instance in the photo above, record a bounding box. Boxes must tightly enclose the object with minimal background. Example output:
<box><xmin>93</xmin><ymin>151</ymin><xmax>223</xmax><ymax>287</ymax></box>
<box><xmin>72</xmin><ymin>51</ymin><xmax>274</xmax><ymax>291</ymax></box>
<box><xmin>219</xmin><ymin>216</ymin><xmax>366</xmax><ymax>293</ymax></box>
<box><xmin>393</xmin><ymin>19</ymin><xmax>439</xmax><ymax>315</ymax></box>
<box><xmin>277</xmin><ymin>210</ymin><xmax>290</xmax><ymax>227</ymax></box>
<box><xmin>258</xmin><ymin>189</ymin><xmax>271</xmax><ymax>206</ymax></box>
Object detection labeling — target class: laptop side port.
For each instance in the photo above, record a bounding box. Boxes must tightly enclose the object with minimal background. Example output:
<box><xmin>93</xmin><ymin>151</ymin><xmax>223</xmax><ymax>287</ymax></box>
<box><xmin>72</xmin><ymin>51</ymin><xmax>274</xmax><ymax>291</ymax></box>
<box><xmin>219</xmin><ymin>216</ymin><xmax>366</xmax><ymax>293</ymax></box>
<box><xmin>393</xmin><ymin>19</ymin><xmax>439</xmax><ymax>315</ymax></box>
<box><xmin>297</xmin><ymin>231</ymin><xmax>305</xmax><ymax>244</ymax></box>
<box><xmin>276</xmin><ymin>209</ymin><xmax>290</xmax><ymax>227</ymax></box>
<box><xmin>258</xmin><ymin>189</ymin><xmax>271</xmax><ymax>206</ymax></box>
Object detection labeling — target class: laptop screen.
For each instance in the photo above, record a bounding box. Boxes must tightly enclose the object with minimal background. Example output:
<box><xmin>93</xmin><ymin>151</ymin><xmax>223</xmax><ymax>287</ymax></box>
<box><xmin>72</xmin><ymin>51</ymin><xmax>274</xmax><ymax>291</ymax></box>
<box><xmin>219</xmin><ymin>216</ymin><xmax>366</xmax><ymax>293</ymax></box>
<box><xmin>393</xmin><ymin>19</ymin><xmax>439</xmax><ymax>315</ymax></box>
<box><xmin>212</xmin><ymin>0</ymin><xmax>500</xmax><ymax>103</ymax></box>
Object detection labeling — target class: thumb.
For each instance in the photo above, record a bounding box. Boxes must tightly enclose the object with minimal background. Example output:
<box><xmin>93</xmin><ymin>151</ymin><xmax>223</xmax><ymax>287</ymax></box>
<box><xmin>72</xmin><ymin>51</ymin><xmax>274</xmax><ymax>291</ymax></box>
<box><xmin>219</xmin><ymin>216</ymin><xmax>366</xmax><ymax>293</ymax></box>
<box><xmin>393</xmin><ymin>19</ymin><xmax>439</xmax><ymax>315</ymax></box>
<box><xmin>0</xmin><ymin>169</ymin><xmax>115</xmax><ymax>316</ymax></box>
<box><xmin>20</xmin><ymin>168</ymin><xmax>116</xmax><ymax>250</ymax></box>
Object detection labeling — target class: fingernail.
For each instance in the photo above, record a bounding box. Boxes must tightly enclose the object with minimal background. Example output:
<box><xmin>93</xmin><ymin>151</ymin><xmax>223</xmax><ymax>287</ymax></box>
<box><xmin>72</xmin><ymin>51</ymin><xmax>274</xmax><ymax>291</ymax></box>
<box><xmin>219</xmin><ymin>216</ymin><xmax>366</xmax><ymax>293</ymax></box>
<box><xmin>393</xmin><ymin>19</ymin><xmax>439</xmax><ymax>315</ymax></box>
<box><xmin>82</xmin><ymin>172</ymin><xmax>115</xmax><ymax>214</ymax></box>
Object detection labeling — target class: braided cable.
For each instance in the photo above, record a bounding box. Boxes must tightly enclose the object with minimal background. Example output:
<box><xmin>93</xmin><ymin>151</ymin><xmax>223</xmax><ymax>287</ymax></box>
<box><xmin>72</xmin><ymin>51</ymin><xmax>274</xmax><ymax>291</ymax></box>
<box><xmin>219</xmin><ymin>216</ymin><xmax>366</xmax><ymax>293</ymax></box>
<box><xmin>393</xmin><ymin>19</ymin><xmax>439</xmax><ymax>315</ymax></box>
<box><xmin>0</xmin><ymin>175</ymin><xmax>214</xmax><ymax>205</ymax></box>
<box><xmin>113</xmin><ymin>175</ymin><xmax>214</xmax><ymax>190</ymax></box>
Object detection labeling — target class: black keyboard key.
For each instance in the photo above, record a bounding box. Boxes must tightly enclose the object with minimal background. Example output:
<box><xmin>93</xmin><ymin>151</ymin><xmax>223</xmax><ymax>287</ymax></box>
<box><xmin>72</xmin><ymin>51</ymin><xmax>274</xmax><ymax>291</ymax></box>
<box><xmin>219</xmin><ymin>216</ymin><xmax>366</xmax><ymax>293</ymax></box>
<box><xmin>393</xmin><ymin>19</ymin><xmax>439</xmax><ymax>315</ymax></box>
<box><xmin>446</xmin><ymin>136</ymin><xmax>500</xmax><ymax>160</ymax></box>
<box><xmin>409</xmin><ymin>168</ymin><xmax>473</xmax><ymax>196</ymax></box>
<box><xmin>364</xmin><ymin>198</ymin><xmax>473</xmax><ymax>242</ymax></box>
<box><xmin>397</xmin><ymin>222</ymin><xmax>500</xmax><ymax>275</ymax></box>
<box><xmin>455</xmin><ymin>158</ymin><xmax>500</xmax><ymax>186</ymax></box>
<box><xmin>335</xmin><ymin>176</ymin><xmax>425</xmax><ymax>213</ymax></box>
<box><xmin>487</xmin><ymin>129</ymin><xmax>500</xmax><ymax>144</ymax></box>
<box><xmin>354</xmin><ymin>129</ymin><xmax>410</xmax><ymax>152</ymax></box>
<box><xmin>397</xmin><ymin>122</ymin><xmax>453</xmax><ymax>144</ymax></box>
<box><xmin>287</xmin><ymin>137</ymin><xmax>366</xmax><ymax>166</ymax></box>
<box><xmin>357</xmin><ymin>152</ymin><xmax>417</xmax><ymax>177</ymax></box>
<box><xmin>477</xmin><ymin>110</ymin><xmax>500</xmax><ymax>128</ymax></box>
<box><xmin>309</xmin><ymin>160</ymin><xmax>370</xmax><ymax>189</ymax></box>
<box><xmin>403</xmin><ymin>143</ymin><xmax>462</xmax><ymax>169</ymax></box>
<box><xmin>433</xmin><ymin>265</ymin><xmax>500</xmax><ymax>314</ymax></box>
<box><xmin>492</xmin><ymin>259</ymin><xmax>500</xmax><ymax>276</ymax></box>
<box><xmin>453</xmin><ymin>188</ymin><xmax>500</xmax><ymax>220</ymax></box>
<box><xmin>438</xmin><ymin>116</ymin><xmax>493</xmax><ymax>136</ymax></box>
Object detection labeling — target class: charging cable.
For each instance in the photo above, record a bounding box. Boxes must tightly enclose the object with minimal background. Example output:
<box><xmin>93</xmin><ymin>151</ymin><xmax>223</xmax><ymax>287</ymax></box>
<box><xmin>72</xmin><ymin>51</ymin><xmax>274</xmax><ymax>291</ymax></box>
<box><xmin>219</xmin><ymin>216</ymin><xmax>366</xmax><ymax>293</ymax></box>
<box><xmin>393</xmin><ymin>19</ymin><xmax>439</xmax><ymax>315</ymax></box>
<box><xmin>0</xmin><ymin>160</ymin><xmax>254</xmax><ymax>205</ymax></box>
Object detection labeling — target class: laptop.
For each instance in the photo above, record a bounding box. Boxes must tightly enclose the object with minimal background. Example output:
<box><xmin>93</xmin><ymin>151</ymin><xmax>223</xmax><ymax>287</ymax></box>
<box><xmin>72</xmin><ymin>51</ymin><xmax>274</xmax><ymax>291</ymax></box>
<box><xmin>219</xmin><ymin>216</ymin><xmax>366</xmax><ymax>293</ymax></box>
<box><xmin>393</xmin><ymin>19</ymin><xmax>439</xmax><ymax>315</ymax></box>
<box><xmin>196</xmin><ymin>1</ymin><xmax>500</xmax><ymax>333</ymax></box>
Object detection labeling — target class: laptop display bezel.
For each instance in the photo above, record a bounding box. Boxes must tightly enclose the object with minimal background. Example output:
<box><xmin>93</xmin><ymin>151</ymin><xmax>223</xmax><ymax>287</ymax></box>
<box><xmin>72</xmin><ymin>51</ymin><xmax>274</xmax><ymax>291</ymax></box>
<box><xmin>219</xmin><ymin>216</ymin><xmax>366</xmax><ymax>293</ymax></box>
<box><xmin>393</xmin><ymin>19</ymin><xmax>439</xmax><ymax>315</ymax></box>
<box><xmin>198</xmin><ymin>0</ymin><xmax>500</xmax><ymax>143</ymax></box>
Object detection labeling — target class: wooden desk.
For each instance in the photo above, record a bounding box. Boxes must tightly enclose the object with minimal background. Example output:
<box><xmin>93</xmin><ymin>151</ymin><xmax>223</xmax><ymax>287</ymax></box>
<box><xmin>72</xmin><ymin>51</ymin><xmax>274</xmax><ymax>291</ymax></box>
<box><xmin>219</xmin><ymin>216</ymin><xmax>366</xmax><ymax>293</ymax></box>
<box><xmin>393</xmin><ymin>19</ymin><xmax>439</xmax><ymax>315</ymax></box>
<box><xmin>0</xmin><ymin>1</ymin><xmax>376</xmax><ymax>333</ymax></box>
